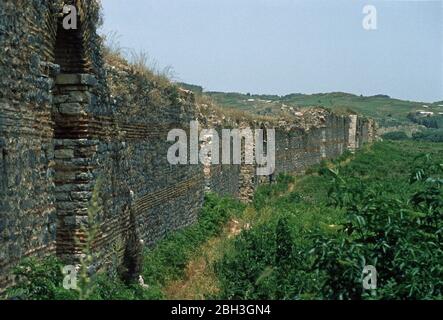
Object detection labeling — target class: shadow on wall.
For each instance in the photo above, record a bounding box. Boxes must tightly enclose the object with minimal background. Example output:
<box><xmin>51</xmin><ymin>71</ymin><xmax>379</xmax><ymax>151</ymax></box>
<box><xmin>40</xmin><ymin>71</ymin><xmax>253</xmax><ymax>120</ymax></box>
<box><xmin>0</xmin><ymin>0</ymin><xmax>377</xmax><ymax>291</ymax></box>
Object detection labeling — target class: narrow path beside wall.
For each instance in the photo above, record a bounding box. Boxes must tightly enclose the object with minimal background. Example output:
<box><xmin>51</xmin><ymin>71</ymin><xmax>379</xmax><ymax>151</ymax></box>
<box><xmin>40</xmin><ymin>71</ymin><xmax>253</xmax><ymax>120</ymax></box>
<box><xmin>162</xmin><ymin>151</ymin><xmax>359</xmax><ymax>299</ymax></box>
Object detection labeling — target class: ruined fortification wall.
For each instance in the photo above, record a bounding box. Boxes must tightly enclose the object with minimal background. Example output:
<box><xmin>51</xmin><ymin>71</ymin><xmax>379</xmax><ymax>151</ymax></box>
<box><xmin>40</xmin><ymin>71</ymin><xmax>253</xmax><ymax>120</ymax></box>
<box><xmin>104</xmin><ymin>60</ymin><xmax>204</xmax><ymax>252</ymax></box>
<box><xmin>195</xmin><ymin>109</ymin><xmax>367</xmax><ymax>202</ymax></box>
<box><xmin>0</xmin><ymin>0</ymin><xmax>107</xmax><ymax>288</ymax></box>
<box><xmin>348</xmin><ymin>115</ymin><xmax>376</xmax><ymax>152</ymax></box>
<box><xmin>273</xmin><ymin>112</ymin><xmax>350</xmax><ymax>176</ymax></box>
<box><xmin>196</xmin><ymin>112</ymin><xmax>242</xmax><ymax>198</ymax></box>
<box><xmin>0</xmin><ymin>0</ymin><xmax>376</xmax><ymax>290</ymax></box>
<box><xmin>0</xmin><ymin>0</ymin><xmax>204</xmax><ymax>288</ymax></box>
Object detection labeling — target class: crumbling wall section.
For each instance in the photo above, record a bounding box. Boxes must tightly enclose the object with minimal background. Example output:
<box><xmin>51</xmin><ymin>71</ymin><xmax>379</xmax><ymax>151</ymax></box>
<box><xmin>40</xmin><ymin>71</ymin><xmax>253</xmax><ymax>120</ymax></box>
<box><xmin>201</xmin><ymin>133</ymin><xmax>241</xmax><ymax>198</ymax></box>
<box><xmin>104</xmin><ymin>61</ymin><xmax>205</xmax><ymax>251</ymax></box>
<box><xmin>0</xmin><ymin>1</ymin><xmax>377</xmax><ymax>291</ymax></box>
<box><xmin>274</xmin><ymin>110</ymin><xmax>350</xmax><ymax>176</ymax></box>
<box><xmin>0</xmin><ymin>0</ymin><xmax>107</xmax><ymax>289</ymax></box>
<box><xmin>199</xmin><ymin>109</ymin><xmax>356</xmax><ymax>202</ymax></box>
<box><xmin>0</xmin><ymin>0</ymin><xmax>177</xmax><ymax>286</ymax></box>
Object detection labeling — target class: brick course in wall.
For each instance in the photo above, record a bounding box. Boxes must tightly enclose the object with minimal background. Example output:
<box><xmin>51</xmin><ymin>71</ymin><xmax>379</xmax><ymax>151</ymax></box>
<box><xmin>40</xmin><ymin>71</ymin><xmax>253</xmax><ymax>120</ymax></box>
<box><xmin>0</xmin><ymin>0</ymin><xmax>377</xmax><ymax>290</ymax></box>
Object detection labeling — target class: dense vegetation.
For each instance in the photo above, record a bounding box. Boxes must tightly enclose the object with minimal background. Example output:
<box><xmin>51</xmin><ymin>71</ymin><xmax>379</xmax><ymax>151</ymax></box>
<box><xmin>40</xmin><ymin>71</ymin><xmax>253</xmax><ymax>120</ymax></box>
<box><xmin>412</xmin><ymin>129</ymin><xmax>443</xmax><ymax>143</ymax></box>
<box><xmin>5</xmin><ymin>195</ymin><xmax>245</xmax><ymax>300</ymax></box>
<box><xmin>214</xmin><ymin>141</ymin><xmax>443</xmax><ymax>300</ymax></box>
<box><xmin>381</xmin><ymin>131</ymin><xmax>411</xmax><ymax>141</ymax></box>
<box><xmin>408</xmin><ymin>114</ymin><xmax>443</xmax><ymax>129</ymax></box>
<box><xmin>5</xmin><ymin>141</ymin><xmax>442</xmax><ymax>300</ymax></box>
<box><xmin>382</xmin><ymin>129</ymin><xmax>443</xmax><ymax>143</ymax></box>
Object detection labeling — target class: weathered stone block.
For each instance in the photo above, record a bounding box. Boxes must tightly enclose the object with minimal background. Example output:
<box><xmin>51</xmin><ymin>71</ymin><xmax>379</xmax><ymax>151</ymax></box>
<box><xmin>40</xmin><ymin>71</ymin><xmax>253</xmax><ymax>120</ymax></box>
<box><xmin>68</xmin><ymin>91</ymin><xmax>92</xmax><ymax>103</ymax></box>
<box><xmin>54</xmin><ymin>149</ymin><xmax>74</xmax><ymax>159</ymax></box>
<box><xmin>63</xmin><ymin>216</ymin><xmax>89</xmax><ymax>227</ymax></box>
<box><xmin>56</xmin><ymin>74</ymin><xmax>81</xmax><ymax>85</ymax></box>
<box><xmin>54</xmin><ymin>171</ymin><xmax>76</xmax><ymax>181</ymax></box>
<box><xmin>56</xmin><ymin>201</ymin><xmax>83</xmax><ymax>212</ymax></box>
<box><xmin>70</xmin><ymin>191</ymin><xmax>92</xmax><ymax>202</ymax></box>
<box><xmin>58</xmin><ymin>103</ymin><xmax>85</xmax><ymax>116</ymax></box>
<box><xmin>55</xmin><ymin>192</ymin><xmax>70</xmax><ymax>202</ymax></box>
<box><xmin>55</xmin><ymin>74</ymin><xmax>97</xmax><ymax>86</ymax></box>
<box><xmin>76</xmin><ymin>172</ymin><xmax>94</xmax><ymax>181</ymax></box>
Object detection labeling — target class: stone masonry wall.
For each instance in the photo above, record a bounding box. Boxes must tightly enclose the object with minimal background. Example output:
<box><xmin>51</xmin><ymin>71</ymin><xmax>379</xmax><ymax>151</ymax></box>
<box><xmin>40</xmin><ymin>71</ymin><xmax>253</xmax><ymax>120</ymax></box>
<box><xmin>0</xmin><ymin>1</ymin><xmax>376</xmax><ymax>290</ymax></box>
<box><xmin>195</xmin><ymin>109</ymin><xmax>360</xmax><ymax>202</ymax></box>
<box><xmin>274</xmin><ymin>113</ymin><xmax>350</xmax><ymax>176</ymax></box>
<box><xmin>104</xmin><ymin>60</ymin><xmax>205</xmax><ymax>253</ymax></box>
<box><xmin>0</xmin><ymin>0</ymin><xmax>204</xmax><ymax>289</ymax></box>
<box><xmin>0</xmin><ymin>0</ymin><xmax>106</xmax><ymax>289</ymax></box>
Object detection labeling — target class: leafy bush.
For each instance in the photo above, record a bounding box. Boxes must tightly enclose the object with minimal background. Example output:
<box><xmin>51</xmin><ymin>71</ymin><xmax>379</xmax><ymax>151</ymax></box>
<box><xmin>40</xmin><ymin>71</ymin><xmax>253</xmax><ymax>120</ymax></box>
<box><xmin>314</xmin><ymin>155</ymin><xmax>443</xmax><ymax>299</ymax></box>
<box><xmin>412</xmin><ymin>129</ymin><xmax>443</xmax><ymax>142</ymax></box>
<box><xmin>6</xmin><ymin>194</ymin><xmax>244</xmax><ymax>300</ymax></box>
<box><xmin>382</xmin><ymin>131</ymin><xmax>410</xmax><ymax>141</ymax></box>
<box><xmin>214</xmin><ymin>141</ymin><xmax>443</xmax><ymax>300</ymax></box>
<box><xmin>6</xmin><ymin>257</ymin><xmax>77</xmax><ymax>300</ymax></box>
<box><xmin>408</xmin><ymin>113</ymin><xmax>443</xmax><ymax>129</ymax></box>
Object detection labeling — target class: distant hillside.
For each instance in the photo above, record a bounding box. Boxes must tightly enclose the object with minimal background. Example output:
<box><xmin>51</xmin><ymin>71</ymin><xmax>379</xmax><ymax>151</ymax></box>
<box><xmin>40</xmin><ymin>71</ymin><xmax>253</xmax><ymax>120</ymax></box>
<box><xmin>176</xmin><ymin>82</ymin><xmax>203</xmax><ymax>94</ymax></box>
<box><xmin>178</xmin><ymin>84</ymin><xmax>443</xmax><ymax>128</ymax></box>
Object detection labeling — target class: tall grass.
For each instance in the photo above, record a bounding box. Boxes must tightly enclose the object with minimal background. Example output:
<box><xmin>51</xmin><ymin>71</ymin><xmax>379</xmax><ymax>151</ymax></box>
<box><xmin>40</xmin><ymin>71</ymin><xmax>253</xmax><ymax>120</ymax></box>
<box><xmin>102</xmin><ymin>31</ymin><xmax>175</xmax><ymax>88</ymax></box>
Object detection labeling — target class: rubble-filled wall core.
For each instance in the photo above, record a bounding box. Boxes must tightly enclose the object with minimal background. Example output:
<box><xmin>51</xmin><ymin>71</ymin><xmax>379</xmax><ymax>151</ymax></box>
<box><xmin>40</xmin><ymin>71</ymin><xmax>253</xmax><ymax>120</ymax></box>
<box><xmin>0</xmin><ymin>0</ymin><xmax>377</xmax><ymax>290</ymax></box>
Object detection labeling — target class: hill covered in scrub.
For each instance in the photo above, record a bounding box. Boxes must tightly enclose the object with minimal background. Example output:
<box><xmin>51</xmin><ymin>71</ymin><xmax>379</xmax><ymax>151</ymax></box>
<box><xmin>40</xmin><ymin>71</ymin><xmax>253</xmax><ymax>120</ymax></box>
<box><xmin>177</xmin><ymin>84</ymin><xmax>443</xmax><ymax>129</ymax></box>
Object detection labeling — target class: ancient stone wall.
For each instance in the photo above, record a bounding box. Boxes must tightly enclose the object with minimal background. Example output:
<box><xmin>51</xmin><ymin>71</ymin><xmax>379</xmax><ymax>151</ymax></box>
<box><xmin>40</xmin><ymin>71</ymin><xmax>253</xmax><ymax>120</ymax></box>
<box><xmin>0</xmin><ymin>0</ymin><xmax>376</xmax><ymax>290</ymax></box>
<box><xmin>273</xmin><ymin>112</ymin><xmax>350</xmax><ymax>176</ymax></box>
<box><xmin>0</xmin><ymin>0</ymin><xmax>204</xmax><ymax>289</ymax></box>
<box><xmin>201</xmin><ymin>133</ymin><xmax>241</xmax><ymax>198</ymax></box>
<box><xmin>104</xmin><ymin>60</ymin><xmax>205</xmax><ymax>253</ymax></box>
<box><xmin>0</xmin><ymin>0</ymin><xmax>108</xmax><ymax>289</ymax></box>
<box><xmin>196</xmin><ymin>109</ymin><xmax>357</xmax><ymax>202</ymax></box>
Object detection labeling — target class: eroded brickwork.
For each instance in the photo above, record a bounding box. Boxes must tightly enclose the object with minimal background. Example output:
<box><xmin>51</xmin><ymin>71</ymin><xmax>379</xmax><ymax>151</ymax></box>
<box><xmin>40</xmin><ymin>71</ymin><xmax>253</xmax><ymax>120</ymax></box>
<box><xmin>0</xmin><ymin>0</ymin><xmax>376</xmax><ymax>290</ymax></box>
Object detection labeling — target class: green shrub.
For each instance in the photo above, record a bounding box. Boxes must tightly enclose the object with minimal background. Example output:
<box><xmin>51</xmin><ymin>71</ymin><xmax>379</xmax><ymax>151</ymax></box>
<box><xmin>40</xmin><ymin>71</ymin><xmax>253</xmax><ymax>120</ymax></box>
<box><xmin>214</xmin><ymin>141</ymin><xmax>443</xmax><ymax>300</ymax></box>
<box><xmin>412</xmin><ymin>129</ymin><xmax>443</xmax><ymax>142</ymax></box>
<box><xmin>312</xmin><ymin>156</ymin><xmax>443</xmax><ymax>299</ymax></box>
<box><xmin>6</xmin><ymin>193</ymin><xmax>244</xmax><ymax>300</ymax></box>
<box><xmin>408</xmin><ymin>113</ymin><xmax>443</xmax><ymax>129</ymax></box>
<box><xmin>214</xmin><ymin>213</ymin><xmax>323</xmax><ymax>300</ymax></box>
<box><xmin>382</xmin><ymin>131</ymin><xmax>410</xmax><ymax>141</ymax></box>
<box><xmin>6</xmin><ymin>257</ymin><xmax>77</xmax><ymax>300</ymax></box>
<box><xmin>141</xmin><ymin>193</ymin><xmax>244</xmax><ymax>292</ymax></box>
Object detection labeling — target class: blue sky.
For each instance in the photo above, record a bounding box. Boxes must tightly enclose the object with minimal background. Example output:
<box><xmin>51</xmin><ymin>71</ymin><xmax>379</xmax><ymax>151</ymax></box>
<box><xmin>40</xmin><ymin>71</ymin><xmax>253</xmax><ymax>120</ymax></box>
<box><xmin>101</xmin><ymin>0</ymin><xmax>443</xmax><ymax>102</ymax></box>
